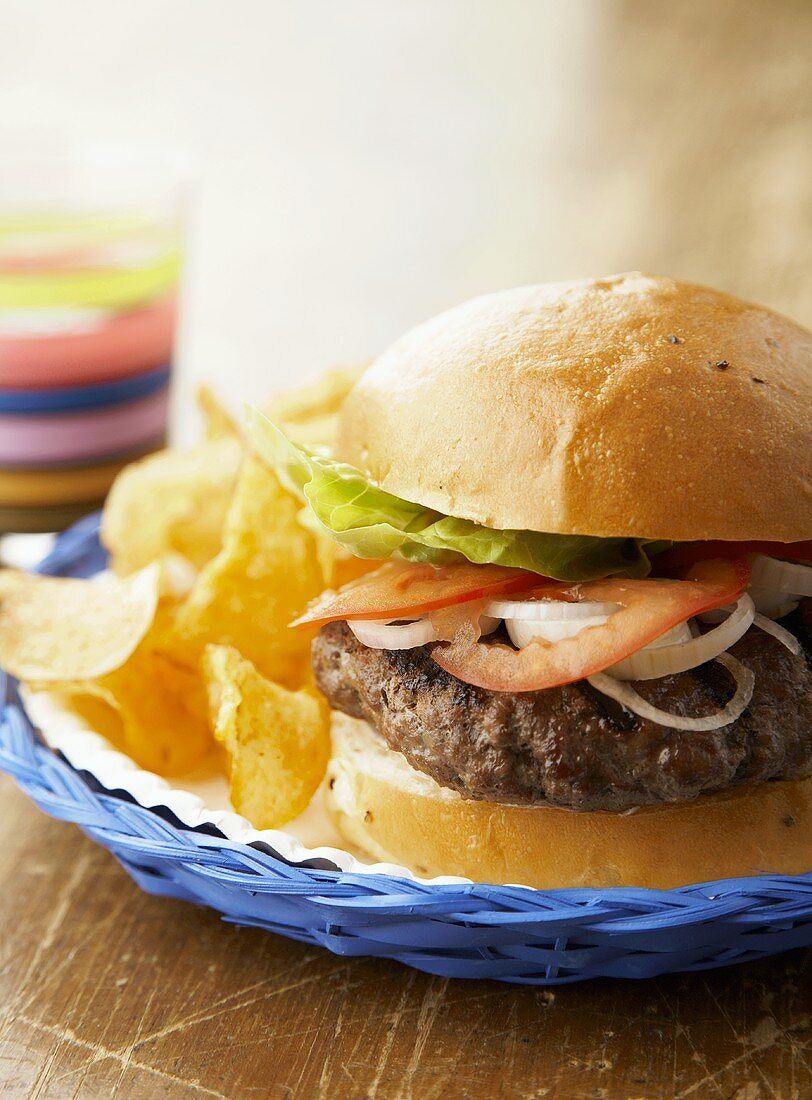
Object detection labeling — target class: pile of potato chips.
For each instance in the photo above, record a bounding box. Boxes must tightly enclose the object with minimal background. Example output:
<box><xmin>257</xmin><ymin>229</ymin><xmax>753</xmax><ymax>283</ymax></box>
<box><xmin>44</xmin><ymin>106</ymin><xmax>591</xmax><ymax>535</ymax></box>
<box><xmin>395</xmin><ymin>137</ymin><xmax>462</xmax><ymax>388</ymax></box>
<box><xmin>0</xmin><ymin>368</ymin><xmax>370</xmax><ymax>829</ymax></box>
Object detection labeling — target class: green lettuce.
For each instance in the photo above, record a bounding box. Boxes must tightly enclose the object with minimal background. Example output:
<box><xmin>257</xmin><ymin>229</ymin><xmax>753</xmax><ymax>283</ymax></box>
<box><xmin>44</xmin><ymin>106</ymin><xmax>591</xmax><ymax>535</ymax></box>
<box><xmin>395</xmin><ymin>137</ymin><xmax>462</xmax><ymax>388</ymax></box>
<box><xmin>248</xmin><ymin>408</ymin><xmax>667</xmax><ymax>581</ymax></box>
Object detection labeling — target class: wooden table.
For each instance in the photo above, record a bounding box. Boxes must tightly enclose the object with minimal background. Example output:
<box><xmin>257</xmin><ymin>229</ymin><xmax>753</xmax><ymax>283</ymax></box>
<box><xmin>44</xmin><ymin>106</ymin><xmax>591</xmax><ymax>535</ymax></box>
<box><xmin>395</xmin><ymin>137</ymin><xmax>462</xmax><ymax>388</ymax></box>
<box><xmin>1</xmin><ymin>779</ymin><xmax>808</xmax><ymax>1099</ymax></box>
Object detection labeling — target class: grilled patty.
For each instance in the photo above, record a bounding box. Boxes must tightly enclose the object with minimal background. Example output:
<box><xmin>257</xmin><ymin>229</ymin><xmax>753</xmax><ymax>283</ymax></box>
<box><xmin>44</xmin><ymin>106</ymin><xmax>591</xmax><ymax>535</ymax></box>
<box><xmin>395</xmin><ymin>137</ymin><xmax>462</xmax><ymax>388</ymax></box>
<box><xmin>312</xmin><ymin>609</ymin><xmax>812</xmax><ymax>812</ymax></box>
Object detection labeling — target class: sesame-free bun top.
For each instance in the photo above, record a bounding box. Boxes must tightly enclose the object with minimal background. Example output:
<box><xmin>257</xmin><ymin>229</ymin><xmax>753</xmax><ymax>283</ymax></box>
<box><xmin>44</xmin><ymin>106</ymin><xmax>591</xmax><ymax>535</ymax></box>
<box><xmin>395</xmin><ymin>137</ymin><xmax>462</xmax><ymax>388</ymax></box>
<box><xmin>337</xmin><ymin>274</ymin><xmax>812</xmax><ymax>542</ymax></box>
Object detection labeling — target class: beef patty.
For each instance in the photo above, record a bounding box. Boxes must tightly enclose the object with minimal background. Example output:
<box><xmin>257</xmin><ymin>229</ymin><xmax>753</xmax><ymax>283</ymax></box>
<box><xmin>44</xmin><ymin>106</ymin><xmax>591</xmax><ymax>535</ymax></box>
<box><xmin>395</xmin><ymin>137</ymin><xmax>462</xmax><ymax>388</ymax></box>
<box><xmin>312</xmin><ymin>610</ymin><xmax>812</xmax><ymax>812</ymax></box>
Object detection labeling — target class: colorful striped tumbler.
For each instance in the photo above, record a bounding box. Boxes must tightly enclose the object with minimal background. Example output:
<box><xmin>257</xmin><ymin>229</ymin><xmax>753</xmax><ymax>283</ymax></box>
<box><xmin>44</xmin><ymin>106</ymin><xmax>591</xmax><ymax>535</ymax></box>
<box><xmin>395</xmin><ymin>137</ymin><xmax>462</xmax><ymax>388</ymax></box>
<box><xmin>0</xmin><ymin>146</ymin><xmax>185</xmax><ymax>533</ymax></box>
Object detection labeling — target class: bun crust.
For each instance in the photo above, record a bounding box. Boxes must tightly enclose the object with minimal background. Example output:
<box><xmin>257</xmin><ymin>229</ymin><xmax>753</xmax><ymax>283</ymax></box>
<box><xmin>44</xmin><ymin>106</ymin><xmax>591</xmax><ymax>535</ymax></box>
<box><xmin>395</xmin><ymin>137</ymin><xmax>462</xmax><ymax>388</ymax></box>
<box><xmin>326</xmin><ymin>715</ymin><xmax>812</xmax><ymax>890</ymax></box>
<box><xmin>338</xmin><ymin>274</ymin><xmax>812</xmax><ymax>542</ymax></box>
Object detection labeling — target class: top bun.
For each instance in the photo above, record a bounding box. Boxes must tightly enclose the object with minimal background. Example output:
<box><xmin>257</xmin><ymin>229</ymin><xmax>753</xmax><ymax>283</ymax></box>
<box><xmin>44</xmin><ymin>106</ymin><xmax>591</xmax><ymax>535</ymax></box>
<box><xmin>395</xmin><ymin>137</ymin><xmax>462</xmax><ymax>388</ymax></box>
<box><xmin>338</xmin><ymin>274</ymin><xmax>812</xmax><ymax>542</ymax></box>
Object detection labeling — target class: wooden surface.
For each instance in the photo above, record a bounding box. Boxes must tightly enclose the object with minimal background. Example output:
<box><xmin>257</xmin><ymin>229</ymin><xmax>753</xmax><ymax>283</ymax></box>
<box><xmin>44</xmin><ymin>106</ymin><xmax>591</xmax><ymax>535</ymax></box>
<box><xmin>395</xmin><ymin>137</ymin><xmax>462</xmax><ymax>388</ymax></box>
<box><xmin>0</xmin><ymin>779</ymin><xmax>809</xmax><ymax>1099</ymax></box>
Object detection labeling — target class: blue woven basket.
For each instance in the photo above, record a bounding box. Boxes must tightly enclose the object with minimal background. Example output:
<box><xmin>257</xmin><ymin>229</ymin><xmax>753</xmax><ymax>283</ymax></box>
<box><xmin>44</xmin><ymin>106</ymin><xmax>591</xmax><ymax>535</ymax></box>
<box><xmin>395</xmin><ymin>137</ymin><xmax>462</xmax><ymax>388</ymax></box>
<box><xmin>1</xmin><ymin>515</ymin><xmax>810</xmax><ymax>985</ymax></box>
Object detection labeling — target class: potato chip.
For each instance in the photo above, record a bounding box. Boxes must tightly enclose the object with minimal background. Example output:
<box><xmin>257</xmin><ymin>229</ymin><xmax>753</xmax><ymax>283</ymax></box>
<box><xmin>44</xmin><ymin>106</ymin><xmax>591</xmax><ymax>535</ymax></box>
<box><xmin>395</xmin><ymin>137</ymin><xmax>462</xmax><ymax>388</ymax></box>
<box><xmin>101</xmin><ymin>437</ymin><xmax>242</xmax><ymax>575</ymax></box>
<box><xmin>92</xmin><ymin>655</ymin><xmax>210</xmax><ymax>774</ymax></box>
<box><xmin>0</xmin><ymin>564</ymin><xmax>159</xmax><ymax>681</ymax></box>
<box><xmin>52</xmin><ymin>601</ymin><xmax>212</xmax><ymax>775</ymax></box>
<box><xmin>157</xmin><ymin>552</ymin><xmax>198</xmax><ymax>601</ymax></box>
<box><xmin>263</xmin><ymin>364</ymin><xmax>366</xmax><ymax>447</ymax></box>
<box><xmin>273</xmin><ymin>413</ymin><xmax>342</xmax><ymax>448</ymax></box>
<box><xmin>172</xmin><ymin>455</ymin><xmax>323</xmax><ymax>688</ymax></box>
<box><xmin>264</xmin><ymin>364</ymin><xmax>365</xmax><ymax>424</ymax></box>
<box><xmin>42</xmin><ymin>686</ymin><xmax>129</xmax><ymax>746</ymax></box>
<box><xmin>197</xmin><ymin>385</ymin><xmax>240</xmax><ymax>441</ymax></box>
<box><xmin>260</xmin><ymin>363</ymin><xmax>380</xmax><ymax>580</ymax></box>
<box><xmin>203</xmin><ymin>644</ymin><xmax>329</xmax><ymax>828</ymax></box>
<box><xmin>54</xmin><ymin>671</ymin><xmax>209</xmax><ymax>776</ymax></box>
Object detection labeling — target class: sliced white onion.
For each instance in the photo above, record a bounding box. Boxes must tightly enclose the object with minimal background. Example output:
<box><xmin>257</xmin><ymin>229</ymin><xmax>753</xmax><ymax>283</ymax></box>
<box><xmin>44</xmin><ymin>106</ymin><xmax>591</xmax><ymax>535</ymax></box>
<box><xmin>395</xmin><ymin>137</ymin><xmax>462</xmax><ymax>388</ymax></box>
<box><xmin>641</xmin><ymin>622</ymin><xmax>694</xmax><ymax>648</ymax></box>
<box><xmin>605</xmin><ymin>594</ymin><xmax>755</xmax><ymax>681</ymax></box>
<box><xmin>349</xmin><ymin>618</ymin><xmax>437</xmax><ymax>649</ymax></box>
<box><xmin>748</xmin><ymin>586</ymin><xmax>800</xmax><ymax>620</ymax></box>
<box><xmin>587</xmin><ymin>653</ymin><xmax>755</xmax><ymax>731</ymax></box>
<box><xmin>749</xmin><ymin>555</ymin><xmax>812</xmax><ymax>597</ymax></box>
<box><xmin>507</xmin><ymin>615</ymin><xmax>693</xmax><ymax>651</ymax></box>
<box><xmin>478</xmin><ymin>615</ymin><xmax>500</xmax><ymax>637</ymax></box>
<box><xmin>349</xmin><ymin>614</ymin><xmax>499</xmax><ymax>651</ymax></box>
<box><xmin>752</xmin><ymin>613</ymin><xmax>803</xmax><ymax>656</ymax></box>
<box><xmin>506</xmin><ymin>614</ymin><xmax>610</xmax><ymax>647</ymax></box>
<box><xmin>484</xmin><ymin>597</ymin><xmax>620</xmax><ymax>621</ymax></box>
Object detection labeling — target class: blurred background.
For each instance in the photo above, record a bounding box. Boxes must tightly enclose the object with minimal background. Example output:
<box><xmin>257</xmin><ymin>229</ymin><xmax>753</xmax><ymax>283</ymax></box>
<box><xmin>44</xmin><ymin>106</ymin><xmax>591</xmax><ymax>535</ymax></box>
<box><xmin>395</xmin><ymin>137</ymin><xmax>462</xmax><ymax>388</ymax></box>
<box><xmin>0</xmin><ymin>0</ymin><xmax>810</xmax><ymax>440</ymax></box>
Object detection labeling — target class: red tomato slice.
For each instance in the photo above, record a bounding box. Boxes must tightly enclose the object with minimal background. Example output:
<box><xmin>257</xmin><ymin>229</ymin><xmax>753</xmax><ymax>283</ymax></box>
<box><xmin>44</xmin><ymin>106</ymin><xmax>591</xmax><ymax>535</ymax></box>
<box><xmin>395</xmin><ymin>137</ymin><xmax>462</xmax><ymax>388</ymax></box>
<box><xmin>291</xmin><ymin>560</ymin><xmax>541</xmax><ymax>628</ymax></box>
<box><xmin>431</xmin><ymin>558</ymin><xmax>750</xmax><ymax>693</ymax></box>
<box><xmin>653</xmin><ymin>540</ymin><xmax>812</xmax><ymax>574</ymax></box>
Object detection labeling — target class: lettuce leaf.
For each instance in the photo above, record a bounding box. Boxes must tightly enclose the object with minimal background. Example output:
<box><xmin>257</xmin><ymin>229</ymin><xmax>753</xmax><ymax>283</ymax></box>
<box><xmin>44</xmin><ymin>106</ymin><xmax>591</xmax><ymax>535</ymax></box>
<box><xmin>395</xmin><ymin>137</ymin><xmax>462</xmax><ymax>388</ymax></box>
<box><xmin>248</xmin><ymin>408</ymin><xmax>667</xmax><ymax>581</ymax></box>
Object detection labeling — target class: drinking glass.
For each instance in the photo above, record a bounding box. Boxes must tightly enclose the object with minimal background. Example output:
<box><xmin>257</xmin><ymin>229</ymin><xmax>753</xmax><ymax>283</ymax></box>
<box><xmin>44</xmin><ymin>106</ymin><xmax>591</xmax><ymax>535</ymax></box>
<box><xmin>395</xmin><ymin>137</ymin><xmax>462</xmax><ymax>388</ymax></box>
<box><xmin>0</xmin><ymin>142</ymin><xmax>188</xmax><ymax>535</ymax></box>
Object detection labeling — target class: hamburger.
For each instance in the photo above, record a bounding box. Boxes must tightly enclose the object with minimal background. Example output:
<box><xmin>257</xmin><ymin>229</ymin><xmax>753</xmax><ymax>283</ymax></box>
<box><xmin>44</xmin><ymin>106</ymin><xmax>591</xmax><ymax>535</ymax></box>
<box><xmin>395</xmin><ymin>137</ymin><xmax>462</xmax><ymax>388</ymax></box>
<box><xmin>251</xmin><ymin>273</ymin><xmax>811</xmax><ymax>889</ymax></box>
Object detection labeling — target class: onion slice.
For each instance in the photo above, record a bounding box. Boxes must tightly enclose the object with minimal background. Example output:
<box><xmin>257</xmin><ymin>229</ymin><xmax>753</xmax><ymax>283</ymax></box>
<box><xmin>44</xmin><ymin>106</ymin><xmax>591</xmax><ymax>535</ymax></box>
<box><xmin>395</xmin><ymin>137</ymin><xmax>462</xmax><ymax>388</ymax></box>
<box><xmin>484</xmin><ymin>597</ymin><xmax>620</xmax><ymax>621</ymax></box>
<box><xmin>506</xmin><ymin>617</ymin><xmax>693</xmax><ymax>649</ymax></box>
<box><xmin>749</xmin><ymin>555</ymin><xmax>812</xmax><ymax>598</ymax></box>
<box><xmin>752</xmin><ymin>613</ymin><xmax>803</xmax><ymax>656</ymax></box>
<box><xmin>349</xmin><ymin>618</ymin><xmax>437</xmax><ymax>649</ymax></box>
<box><xmin>507</xmin><ymin>614</ymin><xmax>610</xmax><ymax>647</ymax></box>
<box><xmin>748</xmin><ymin>587</ymin><xmax>800</xmax><ymax>620</ymax></box>
<box><xmin>349</xmin><ymin>613</ymin><xmax>499</xmax><ymax>651</ymax></box>
<box><xmin>587</xmin><ymin>653</ymin><xmax>755</xmax><ymax>731</ymax></box>
<box><xmin>605</xmin><ymin>594</ymin><xmax>755</xmax><ymax>681</ymax></box>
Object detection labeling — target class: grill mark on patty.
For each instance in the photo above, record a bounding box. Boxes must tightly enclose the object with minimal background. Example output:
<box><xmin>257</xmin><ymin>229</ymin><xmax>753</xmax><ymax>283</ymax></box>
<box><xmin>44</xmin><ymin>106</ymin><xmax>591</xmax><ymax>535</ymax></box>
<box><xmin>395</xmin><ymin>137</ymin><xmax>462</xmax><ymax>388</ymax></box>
<box><xmin>312</xmin><ymin>606</ymin><xmax>812</xmax><ymax>812</ymax></box>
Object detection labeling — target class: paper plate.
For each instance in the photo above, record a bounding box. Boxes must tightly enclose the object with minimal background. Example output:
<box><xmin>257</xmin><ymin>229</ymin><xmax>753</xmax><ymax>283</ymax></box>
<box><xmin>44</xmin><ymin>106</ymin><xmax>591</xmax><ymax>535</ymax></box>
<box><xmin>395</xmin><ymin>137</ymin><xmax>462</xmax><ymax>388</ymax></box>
<box><xmin>1</xmin><ymin>515</ymin><xmax>809</xmax><ymax>984</ymax></box>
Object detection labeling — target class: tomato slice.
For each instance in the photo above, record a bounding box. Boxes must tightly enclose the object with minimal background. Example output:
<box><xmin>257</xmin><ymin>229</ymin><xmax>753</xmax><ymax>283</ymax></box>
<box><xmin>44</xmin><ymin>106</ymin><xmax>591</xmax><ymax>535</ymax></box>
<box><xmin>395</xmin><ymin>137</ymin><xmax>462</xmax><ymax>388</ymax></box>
<box><xmin>431</xmin><ymin>558</ymin><xmax>750</xmax><ymax>692</ymax></box>
<box><xmin>653</xmin><ymin>540</ymin><xmax>812</xmax><ymax>574</ymax></box>
<box><xmin>291</xmin><ymin>560</ymin><xmax>541</xmax><ymax>628</ymax></box>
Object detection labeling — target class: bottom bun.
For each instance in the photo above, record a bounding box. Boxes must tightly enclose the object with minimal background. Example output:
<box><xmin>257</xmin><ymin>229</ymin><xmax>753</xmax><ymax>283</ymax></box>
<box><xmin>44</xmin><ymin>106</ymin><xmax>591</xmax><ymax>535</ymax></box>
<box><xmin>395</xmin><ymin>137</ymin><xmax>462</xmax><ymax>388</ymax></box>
<box><xmin>326</xmin><ymin>714</ymin><xmax>812</xmax><ymax>889</ymax></box>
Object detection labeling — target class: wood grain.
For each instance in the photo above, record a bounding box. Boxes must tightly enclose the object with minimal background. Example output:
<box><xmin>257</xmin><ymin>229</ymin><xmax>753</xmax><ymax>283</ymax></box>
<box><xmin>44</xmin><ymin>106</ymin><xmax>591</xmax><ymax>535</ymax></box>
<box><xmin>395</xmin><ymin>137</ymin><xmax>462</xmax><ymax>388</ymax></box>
<box><xmin>0</xmin><ymin>779</ymin><xmax>809</xmax><ymax>1099</ymax></box>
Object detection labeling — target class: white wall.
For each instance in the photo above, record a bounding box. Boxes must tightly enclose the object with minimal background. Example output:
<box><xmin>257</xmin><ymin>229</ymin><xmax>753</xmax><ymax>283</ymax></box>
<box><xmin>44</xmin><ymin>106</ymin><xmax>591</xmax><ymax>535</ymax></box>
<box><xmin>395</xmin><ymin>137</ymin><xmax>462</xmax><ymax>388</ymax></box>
<box><xmin>1</xmin><ymin>1</ymin><xmax>809</xmax><ymax>437</ymax></box>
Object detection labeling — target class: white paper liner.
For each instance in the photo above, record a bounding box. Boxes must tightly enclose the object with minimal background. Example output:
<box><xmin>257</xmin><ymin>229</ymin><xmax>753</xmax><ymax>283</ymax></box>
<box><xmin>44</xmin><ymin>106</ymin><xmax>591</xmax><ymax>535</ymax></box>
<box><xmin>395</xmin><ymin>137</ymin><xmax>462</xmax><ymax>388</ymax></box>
<box><xmin>22</xmin><ymin>687</ymin><xmax>472</xmax><ymax>886</ymax></box>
